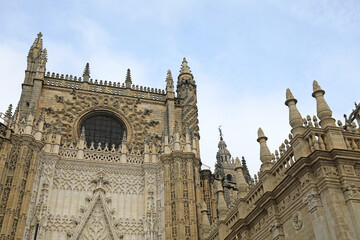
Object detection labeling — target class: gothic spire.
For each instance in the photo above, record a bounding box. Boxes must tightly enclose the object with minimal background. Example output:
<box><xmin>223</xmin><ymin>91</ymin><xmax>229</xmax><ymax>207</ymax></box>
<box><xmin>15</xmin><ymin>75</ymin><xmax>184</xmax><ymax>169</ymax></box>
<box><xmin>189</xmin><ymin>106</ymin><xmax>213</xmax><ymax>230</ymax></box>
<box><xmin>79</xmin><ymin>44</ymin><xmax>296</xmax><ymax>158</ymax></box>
<box><xmin>179</xmin><ymin>57</ymin><xmax>192</xmax><ymax>75</ymax></box>
<box><xmin>83</xmin><ymin>63</ymin><xmax>90</xmax><ymax>82</ymax></box>
<box><xmin>125</xmin><ymin>68</ymin><xmax>132</xmax><ymax>88</ymax></box>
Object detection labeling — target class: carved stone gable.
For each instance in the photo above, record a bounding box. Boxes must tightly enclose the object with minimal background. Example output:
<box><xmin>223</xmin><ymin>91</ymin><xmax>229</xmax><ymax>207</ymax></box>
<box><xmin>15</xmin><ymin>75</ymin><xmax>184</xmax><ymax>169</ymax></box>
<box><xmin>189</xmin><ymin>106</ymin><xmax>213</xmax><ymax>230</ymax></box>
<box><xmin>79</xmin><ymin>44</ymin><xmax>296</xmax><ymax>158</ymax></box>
<box><xmin>71</xmin><ymin>193</ymin><xmax>121</xmax><ymax>240</ymax></box>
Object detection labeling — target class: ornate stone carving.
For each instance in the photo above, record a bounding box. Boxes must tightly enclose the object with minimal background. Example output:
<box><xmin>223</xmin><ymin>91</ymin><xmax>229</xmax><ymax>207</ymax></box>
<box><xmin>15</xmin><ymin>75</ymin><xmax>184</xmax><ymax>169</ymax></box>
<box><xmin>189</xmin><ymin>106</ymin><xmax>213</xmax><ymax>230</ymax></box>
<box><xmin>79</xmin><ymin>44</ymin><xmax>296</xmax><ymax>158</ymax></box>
<box><xmin>342</xmin><ymin>183</ymin><xmax>360</xmax><ymax>200</ymax></box>
<box><xmin>292</xmin><ymin>213</ymin><xmax>303</xmax><ymax>230</ymax></box>
<box><xmin>303</xmin><ymin>192</ymin><xmax>319</xmax><ymax>213</ymax></box>
<box><xmin>45</xmin><ymin>92</ymin><xmax>160</xmax><ymax>149</ymax></box>
<box><xmin>342</xmin><ymin>165</ymin><xmax>355</xmax><ymax>176</ymax></box>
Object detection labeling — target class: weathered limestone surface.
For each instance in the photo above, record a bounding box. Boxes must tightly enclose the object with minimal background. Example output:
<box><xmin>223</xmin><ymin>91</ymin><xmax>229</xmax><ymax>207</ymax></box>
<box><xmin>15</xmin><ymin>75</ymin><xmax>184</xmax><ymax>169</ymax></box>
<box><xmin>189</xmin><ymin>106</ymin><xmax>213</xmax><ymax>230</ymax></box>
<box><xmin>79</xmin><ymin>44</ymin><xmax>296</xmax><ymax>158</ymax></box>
<box><xmin>0</xmin><ymin>33</ymin><xmax>359</xmax><ymax>240</ymax></box>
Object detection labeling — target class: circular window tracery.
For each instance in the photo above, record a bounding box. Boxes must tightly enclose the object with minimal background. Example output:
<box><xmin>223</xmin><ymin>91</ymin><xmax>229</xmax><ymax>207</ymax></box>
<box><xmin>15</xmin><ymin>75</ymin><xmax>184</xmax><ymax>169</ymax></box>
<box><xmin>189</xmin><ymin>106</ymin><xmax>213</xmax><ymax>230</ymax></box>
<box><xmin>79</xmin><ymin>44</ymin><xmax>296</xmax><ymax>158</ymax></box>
<box><xmin>80</xmin><ymin>111</ymin><xmax>126</xmax><ymax>147</ymax></box>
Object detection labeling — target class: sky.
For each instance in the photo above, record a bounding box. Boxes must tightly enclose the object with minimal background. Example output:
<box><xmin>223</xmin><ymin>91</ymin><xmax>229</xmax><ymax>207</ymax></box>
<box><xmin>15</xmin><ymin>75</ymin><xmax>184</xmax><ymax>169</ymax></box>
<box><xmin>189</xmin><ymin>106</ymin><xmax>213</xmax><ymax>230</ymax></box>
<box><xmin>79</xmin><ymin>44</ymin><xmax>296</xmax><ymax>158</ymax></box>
<box><xmin>1</xmin><ymin>0</ymin><xmax>360</xmax><ymax>175</ymax></box>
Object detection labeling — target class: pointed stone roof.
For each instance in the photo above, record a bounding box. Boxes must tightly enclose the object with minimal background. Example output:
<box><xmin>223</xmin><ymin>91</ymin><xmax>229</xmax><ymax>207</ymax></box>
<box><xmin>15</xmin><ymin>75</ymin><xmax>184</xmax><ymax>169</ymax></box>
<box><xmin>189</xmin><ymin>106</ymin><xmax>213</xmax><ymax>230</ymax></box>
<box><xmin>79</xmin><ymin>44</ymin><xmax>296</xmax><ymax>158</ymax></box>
<box><xmin>179</xmin><ymin>57</ymin><xmax>192</xmax><ymax>75</ymax></box>
<box><xmin>83</xmin><ymin>63</ymin><xmax>90</xmax><ymax>77</ymax></box>
<box><xmin>125</xmin><ymin>68</ymin><xmax>132</xmax><ymax>88</ymax></box>
<box><xmin>82</xmin><ymin>63</ymin><xmax>90</xmax><ymax>82</ymax></box>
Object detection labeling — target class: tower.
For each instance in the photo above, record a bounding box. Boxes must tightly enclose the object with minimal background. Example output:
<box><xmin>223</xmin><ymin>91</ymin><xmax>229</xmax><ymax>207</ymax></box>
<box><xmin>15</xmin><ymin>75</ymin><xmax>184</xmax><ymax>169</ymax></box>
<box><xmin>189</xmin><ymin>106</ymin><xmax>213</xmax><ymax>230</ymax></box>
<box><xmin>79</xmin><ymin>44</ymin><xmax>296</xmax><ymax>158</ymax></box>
<box><xmin>0</xmin><ymin>33</ymin><xmax>204</xmax><ymax>240</ymax></box>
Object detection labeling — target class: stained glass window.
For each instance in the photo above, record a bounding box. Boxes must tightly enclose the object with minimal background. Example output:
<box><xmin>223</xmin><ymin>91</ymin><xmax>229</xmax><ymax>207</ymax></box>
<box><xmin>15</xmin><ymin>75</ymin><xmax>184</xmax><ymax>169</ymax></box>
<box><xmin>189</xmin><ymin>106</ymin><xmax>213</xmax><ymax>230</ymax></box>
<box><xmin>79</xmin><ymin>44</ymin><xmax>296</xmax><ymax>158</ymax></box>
<box><xmin>80</xmin><ymin>112</ymin><xmax>125</xmax><ymax>147</ymax></box>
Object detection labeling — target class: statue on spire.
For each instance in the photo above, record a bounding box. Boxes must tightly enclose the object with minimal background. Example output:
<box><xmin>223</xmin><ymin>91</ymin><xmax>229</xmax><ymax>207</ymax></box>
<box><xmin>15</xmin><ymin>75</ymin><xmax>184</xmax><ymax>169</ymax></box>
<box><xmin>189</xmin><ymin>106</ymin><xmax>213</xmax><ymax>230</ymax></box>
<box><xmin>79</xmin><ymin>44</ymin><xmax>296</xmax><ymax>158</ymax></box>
<box><xmin>218</xmin><ymin>125</ymin><xmax>223</xmax><ymax>140</ymax></box>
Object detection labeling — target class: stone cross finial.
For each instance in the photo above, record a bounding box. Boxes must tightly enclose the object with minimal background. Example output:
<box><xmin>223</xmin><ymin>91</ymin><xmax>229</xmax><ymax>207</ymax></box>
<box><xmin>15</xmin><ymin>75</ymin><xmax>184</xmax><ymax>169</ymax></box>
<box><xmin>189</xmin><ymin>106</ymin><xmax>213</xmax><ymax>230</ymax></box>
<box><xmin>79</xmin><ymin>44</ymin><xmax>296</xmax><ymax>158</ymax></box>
<box><xmin>179</xmin><ymin>57</ymin><xmax>191</xmax><ymax>75</ymax></box>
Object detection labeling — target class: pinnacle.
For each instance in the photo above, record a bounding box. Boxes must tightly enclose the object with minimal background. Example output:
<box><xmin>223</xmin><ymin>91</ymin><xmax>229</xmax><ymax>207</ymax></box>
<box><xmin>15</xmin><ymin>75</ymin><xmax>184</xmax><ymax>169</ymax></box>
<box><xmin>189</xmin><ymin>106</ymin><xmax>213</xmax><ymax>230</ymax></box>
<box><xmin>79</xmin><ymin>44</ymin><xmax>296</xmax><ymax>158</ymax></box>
<box><xmin>83</xmin><ymin>63</ymin><xmax>90</xmax><ymax>77</ymax></box>
<box><xmin>286</xmin><ymin>88</ymin><xmax>295</xmax><ymax>100</ymax></box>
<box><xmin>125</xmin><ymin>68</ymin><xmax>132</xmax><ymax>87</ymax></box>
<box><xmin>5</xmin><ymin>104</ymin><xmax>13</xmax><ymax>118</ymax></box>
<box><xmin>166</xmin><ymin>69</ymin><xmax>173</xmax><ymax>83</ymax></box>
<box><xmin>257</xmin><ymin>127</ymin><xmax>265</xmax><ymax>138</ymax></box>
<box><xmin>179</xmin><ymin>57</ymin><xmax>191</xmax><ymax>74</ymax></box>
<box><xmin>313</xmin><ymin>80</ymin><xmax>322</xmax><ymax>92</ymax></box>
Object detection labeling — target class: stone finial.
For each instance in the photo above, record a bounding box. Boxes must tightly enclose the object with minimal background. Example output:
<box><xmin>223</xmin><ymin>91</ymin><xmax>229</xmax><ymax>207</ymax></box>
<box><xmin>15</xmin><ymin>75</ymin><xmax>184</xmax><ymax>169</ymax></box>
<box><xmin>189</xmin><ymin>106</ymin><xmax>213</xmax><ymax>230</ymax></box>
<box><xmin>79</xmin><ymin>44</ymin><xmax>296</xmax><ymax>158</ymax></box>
<box><xmin>235</xmin><ymin>157</ymin><xmax>248</xmax><ymax>198</ymax></box>
<box><xmin>217</xmin><ymin>185</ymin><xmax>228</xmax><ymax>221</ymax></box>
<box><xmin>201</xmin><ymin>201</ymin><xmax>210</xmax><ymax>237</ymax></box>
<box><xmin>5</xmin><ymin>104</ymin><xmax>13</xmax><ymax>119</ymax></box>
<box><xmin>125</xmin><ymin>68</ymin><xmax>132</xmax><ymax>88</ymax></box>
<box><xmin>166</xmin><ymin>70</ymin><xmax>174</xmax><ymax>91</ymax></box>
<box><xmin>80</xmin><ymin>127</ymin><xmax>86</xmax><ymax>140</ymax></box>
<box><xmin>257</xmin><ymin>127</ymin><xmax>266</xmax><ymax>140</ymax></box>
<box><xmin>312</xmin><ymin>80</ymin><xmax>335</xmax><ymax>127</ymax></box>
<box><xmin>27</xmin><ymin>32</ymin><xmax>43</xmax><ymax>60</ymax></box>
<box><xmin>179</xmin><ymin>57</ymin><xmax>192</xmax><ymax>75</ymax></box>
<box><xmin>83</xmin><ymin>63</ymin><xmax>90</xmax><ymax>82</ymax></box>
<box><xmin>257</xmin><ymin>128</ymin><xmax>272</xmax><ymax>167</ymax></box>
<box><xmin>285</xmin><ymin>88</ymin><xmax>304</xmax><ymax>136</ymax></box>
<box><xmin>313</xmin><ymin>80</ymin><xmax>321</xmax><ymax>92</ymax></box>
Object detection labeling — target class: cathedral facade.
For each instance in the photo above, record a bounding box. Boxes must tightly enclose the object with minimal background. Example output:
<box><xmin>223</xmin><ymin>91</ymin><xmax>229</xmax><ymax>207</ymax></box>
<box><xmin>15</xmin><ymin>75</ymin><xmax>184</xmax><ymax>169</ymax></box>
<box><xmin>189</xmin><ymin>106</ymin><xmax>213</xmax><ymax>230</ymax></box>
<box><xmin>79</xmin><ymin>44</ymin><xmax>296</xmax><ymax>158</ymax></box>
<box><xmin>0</xmin><ymin>33</ymin><xmax>359</xmax><ymax>240</ymax></box>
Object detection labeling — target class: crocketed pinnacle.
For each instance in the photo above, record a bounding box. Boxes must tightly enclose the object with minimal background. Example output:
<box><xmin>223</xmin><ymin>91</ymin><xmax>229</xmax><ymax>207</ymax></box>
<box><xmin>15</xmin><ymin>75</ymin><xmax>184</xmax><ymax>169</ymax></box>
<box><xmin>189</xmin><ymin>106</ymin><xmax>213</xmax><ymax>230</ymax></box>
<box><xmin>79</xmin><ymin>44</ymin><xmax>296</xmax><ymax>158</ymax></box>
<box><xmin>28</xmin><ymin>32</ymin><xmax>43</xmax><ymax>59</ymax></box>
<box><xmin>285</xmin><ymin>88</ymin><xmax>304</xmax><ymax>136</ymax></box>
<box><xmin>5</xmin><ymin>104</ymin><xmax>13</xmax><ymax>119</ymax></box>
<box><xmin>83</xmin><ymin>63</ymin><xmax>90</xmax><ymax>82</ymax></box>
<box><xmin>179</xmin><ymin>57</ymin><xmax>192</xmax><ymax>75</ymax></box>
<box><xmin>125</xmin><ymin>68</ymin><xmax>132</xmax><ymax>88</ymax></box>
<box><xmin>166</xmin><ymin>70</ymin><xmax>174</xmax><ymax>92</ymax></box>
<box><xmin>83</xmin><ymin>63</ymin><xmax>90</xmax><ymax>76</ymax></box>
<box><xmin>257</xmin><ymin>128</ymin><xmax>272</xmax><ymax>164</ymax></box>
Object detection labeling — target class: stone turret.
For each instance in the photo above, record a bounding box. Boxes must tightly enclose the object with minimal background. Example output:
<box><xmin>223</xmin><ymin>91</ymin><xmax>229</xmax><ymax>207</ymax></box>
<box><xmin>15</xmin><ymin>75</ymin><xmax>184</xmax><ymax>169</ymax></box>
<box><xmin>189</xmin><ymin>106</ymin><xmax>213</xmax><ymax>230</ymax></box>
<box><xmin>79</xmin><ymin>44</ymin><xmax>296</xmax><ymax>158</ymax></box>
<box><xmin>177</xmin><ymin>57</ymin><xmax>196</xmax><ymax>100</ymax></box>
<box><xmin>176</xmin><ymin>57</ymin><xmax>200</xmax><ymax>155</ymax></box>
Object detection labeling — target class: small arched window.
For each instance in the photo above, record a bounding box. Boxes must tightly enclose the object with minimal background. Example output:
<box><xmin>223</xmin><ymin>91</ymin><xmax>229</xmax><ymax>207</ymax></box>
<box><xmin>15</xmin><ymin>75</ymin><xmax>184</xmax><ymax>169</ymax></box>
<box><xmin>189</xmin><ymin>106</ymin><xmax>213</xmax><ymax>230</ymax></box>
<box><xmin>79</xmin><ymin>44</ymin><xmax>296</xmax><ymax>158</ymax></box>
<box><xmin>80</xmin><ymin>111</ymin><xmax>126</xmax><ymax>147</ymax></box>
